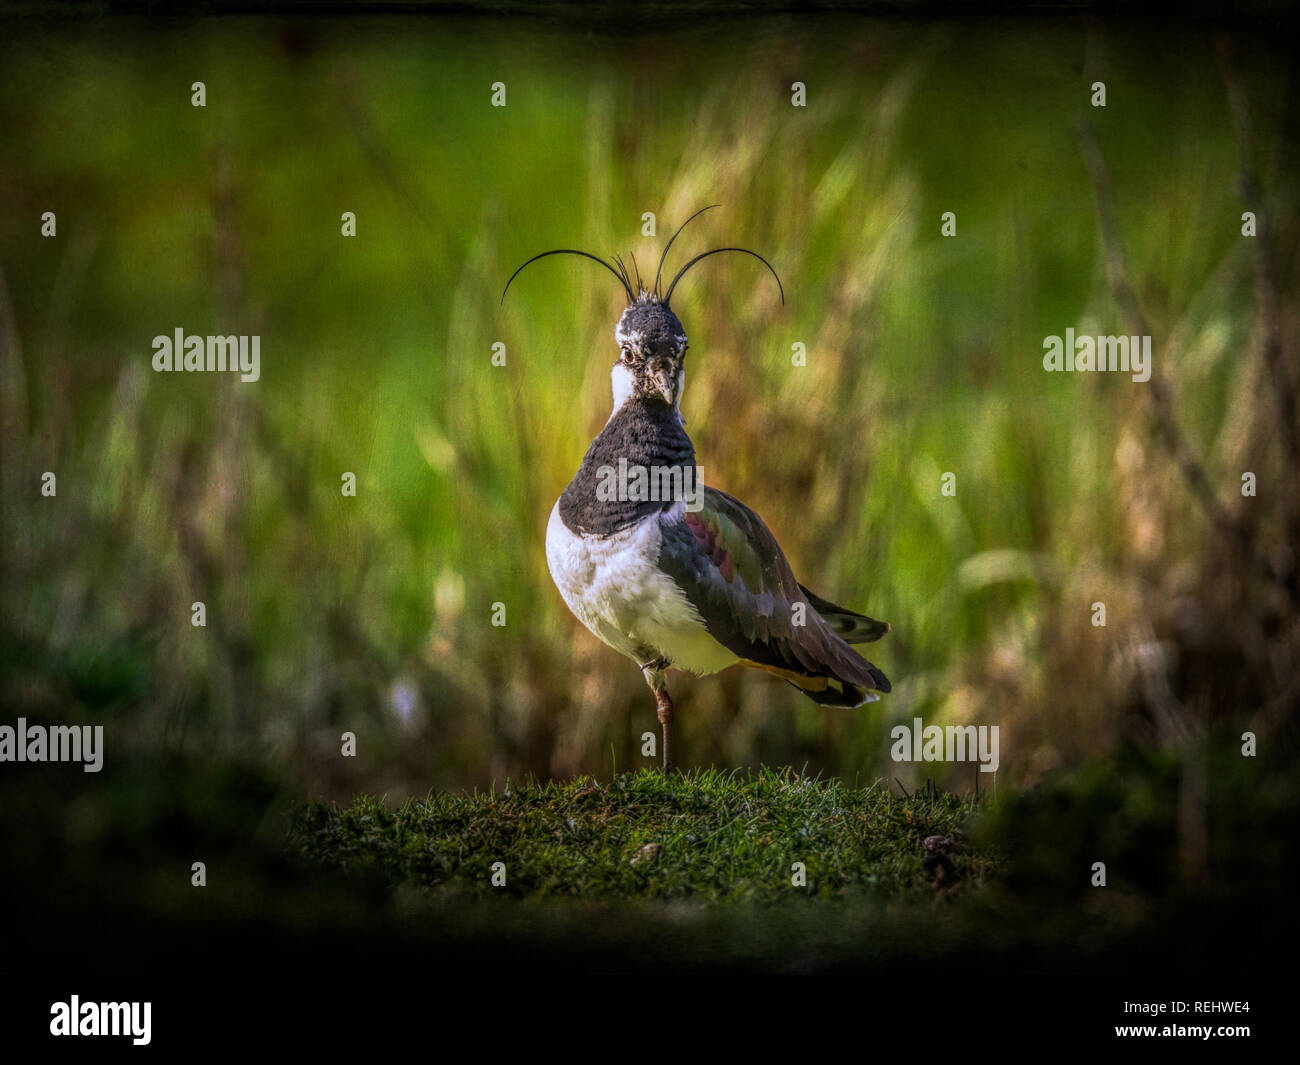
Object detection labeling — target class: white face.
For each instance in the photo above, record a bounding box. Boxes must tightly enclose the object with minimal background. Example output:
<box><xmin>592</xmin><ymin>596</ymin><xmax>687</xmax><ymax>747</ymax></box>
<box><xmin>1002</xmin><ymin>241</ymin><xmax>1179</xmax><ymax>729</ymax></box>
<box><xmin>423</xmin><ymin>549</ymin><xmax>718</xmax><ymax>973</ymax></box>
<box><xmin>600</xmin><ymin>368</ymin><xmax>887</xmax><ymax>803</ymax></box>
<box><xmin>609</xmin><ymin>361</ymin><xmax>635</xmax><ymax>415</ymax></box>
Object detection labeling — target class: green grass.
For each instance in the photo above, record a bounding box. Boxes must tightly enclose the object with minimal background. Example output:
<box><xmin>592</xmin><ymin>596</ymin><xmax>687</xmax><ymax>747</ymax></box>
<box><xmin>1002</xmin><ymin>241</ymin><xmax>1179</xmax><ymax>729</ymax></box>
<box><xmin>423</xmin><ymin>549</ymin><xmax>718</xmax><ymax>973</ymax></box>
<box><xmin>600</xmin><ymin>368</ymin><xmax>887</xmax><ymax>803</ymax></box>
<box><xmin>292</xmin><ymin>768</ymin><xmax>998</xmax><ymax>903</ymax></box>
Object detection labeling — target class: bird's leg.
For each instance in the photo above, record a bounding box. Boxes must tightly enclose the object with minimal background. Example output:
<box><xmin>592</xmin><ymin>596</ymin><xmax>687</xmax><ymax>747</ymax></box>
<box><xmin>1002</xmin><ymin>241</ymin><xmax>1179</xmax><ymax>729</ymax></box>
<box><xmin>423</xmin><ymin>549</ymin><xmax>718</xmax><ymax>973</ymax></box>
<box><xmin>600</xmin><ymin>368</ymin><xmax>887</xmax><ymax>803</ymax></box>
<box><xmin>655</xmin><ymin>687</ymin><xmax>675</xmax><ymax>774</ymax></box>
<box><xmin>640</xmin><ymin>657</ymin><xmax>675</xmax><ymax>774</ymax></box>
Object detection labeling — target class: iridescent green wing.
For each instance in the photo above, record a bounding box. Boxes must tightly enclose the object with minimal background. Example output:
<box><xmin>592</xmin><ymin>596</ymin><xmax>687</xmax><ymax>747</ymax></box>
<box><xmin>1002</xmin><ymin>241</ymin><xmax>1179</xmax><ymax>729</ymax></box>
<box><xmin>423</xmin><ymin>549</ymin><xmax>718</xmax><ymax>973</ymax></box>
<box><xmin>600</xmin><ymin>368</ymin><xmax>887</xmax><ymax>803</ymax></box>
<box><xmin>657</xmin><ymin>487</ymin><xmax>890</xmax><ymax>705</ymax></box>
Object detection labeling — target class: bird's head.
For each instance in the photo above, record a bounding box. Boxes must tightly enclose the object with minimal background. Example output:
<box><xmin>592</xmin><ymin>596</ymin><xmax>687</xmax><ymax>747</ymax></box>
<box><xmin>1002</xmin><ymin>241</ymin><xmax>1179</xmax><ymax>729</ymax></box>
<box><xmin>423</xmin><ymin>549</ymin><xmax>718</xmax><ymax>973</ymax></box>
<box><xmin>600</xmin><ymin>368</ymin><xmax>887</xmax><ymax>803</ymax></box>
<box><xmin>501</xmin><ymin>205</ymin><xmax>783</xmax><ymax>414</ymax></box>
<box><xmin>613</xmin><ymin>295</ymin><xmax>687</xmax><ymax>409</ymax></box>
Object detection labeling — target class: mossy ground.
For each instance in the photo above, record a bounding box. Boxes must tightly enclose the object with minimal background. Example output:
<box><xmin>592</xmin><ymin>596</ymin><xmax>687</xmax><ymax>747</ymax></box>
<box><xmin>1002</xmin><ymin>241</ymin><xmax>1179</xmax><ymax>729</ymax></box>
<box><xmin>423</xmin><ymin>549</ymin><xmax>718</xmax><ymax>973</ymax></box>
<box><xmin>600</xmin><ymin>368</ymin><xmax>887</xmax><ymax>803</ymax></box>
<box><xmin>292</xmin><ymin>768</ymin><xmax>996</xmax><ymax>903</ymax></box>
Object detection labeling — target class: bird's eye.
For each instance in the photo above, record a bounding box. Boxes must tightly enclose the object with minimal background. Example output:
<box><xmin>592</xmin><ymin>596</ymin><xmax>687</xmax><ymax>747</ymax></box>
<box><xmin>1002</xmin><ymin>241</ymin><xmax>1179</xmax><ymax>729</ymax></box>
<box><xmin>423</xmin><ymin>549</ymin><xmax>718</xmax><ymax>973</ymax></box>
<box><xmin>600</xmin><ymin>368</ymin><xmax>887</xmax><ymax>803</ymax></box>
<box><xmin>620</xmin><ymin>347</ymin><xmax>634</xmax><ymax>363</ymax></box>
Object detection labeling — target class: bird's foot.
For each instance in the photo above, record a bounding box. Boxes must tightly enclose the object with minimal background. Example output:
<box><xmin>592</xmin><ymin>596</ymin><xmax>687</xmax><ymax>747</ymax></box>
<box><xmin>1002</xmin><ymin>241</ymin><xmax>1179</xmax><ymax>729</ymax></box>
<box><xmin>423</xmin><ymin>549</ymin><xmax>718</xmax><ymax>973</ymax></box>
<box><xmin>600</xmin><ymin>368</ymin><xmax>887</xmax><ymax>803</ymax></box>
<box><xmin>640</xmin><ymin>656</ymin><xmax>670</xmax><ymax>683</ymax></box>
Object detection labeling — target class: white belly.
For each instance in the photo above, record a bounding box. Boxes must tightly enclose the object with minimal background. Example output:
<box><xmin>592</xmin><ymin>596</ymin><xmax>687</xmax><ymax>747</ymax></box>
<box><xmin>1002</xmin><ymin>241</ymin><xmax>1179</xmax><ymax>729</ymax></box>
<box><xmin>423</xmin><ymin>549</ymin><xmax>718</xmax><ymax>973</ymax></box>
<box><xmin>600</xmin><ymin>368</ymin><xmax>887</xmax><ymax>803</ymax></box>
<box><xmin>545</xmin><ymin>500</ymin><xmax>739</xmax><ymax>676</ymax></box>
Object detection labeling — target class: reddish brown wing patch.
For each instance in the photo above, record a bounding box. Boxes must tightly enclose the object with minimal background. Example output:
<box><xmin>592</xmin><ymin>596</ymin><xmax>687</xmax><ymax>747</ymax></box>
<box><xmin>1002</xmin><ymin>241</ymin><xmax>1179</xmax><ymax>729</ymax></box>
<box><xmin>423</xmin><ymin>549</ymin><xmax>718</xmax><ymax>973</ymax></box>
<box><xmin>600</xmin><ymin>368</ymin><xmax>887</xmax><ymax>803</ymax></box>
<box><xmin>685</xmin><ymin>512</ymin><xmax>733</xmax><ymax>582</ymax></box>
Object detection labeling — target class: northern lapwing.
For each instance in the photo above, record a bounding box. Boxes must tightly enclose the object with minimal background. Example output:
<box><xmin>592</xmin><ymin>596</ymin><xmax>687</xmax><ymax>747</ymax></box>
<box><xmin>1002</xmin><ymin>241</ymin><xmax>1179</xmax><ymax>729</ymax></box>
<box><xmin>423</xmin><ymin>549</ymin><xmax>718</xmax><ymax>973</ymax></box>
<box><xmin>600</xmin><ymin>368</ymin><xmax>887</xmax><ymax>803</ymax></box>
<box><xmin>504</xmin><ymin>208</ymin><xmax>891</xmax><ymax>771</ymax></box>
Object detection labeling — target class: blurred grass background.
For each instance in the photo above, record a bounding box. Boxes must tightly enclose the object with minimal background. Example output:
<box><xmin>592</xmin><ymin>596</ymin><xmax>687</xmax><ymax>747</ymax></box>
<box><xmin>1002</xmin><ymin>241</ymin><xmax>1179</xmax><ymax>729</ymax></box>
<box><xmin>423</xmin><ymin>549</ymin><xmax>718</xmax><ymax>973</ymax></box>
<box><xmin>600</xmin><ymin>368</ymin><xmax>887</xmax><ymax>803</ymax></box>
<box><xmin>1</xmin><ymin>12</ymin><xmax>1296</xmax><ymax>805</ymax></box>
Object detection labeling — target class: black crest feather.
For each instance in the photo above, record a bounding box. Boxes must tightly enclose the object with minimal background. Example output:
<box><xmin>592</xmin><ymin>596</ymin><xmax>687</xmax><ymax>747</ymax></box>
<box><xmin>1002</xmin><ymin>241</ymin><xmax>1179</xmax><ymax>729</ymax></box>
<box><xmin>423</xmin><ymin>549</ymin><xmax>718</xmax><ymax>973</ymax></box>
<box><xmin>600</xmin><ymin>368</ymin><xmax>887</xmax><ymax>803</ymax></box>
<box><xmin>501</xmin><ymin>208</ymin><xmax>784</xmax><ymax>312</ymax></box>
<box><xmin>664</xmin><ymin>247</ymin><xmax>784</xmax><ymax>307</ymax></box>
<box><xmin>501</xmin><ymin>249</ymin><xmax>635</xmax><ymax>305</ymax></box>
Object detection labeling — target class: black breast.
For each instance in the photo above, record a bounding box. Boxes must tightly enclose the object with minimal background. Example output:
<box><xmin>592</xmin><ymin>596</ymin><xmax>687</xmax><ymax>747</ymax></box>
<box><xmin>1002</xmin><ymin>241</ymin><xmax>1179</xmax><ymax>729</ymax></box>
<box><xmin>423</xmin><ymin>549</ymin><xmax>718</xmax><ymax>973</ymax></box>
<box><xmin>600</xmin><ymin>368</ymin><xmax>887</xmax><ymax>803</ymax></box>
<box><xmin>558</xmin><ymin>398</ymin><xmax>697</xmax><ymax>535</ymax></box>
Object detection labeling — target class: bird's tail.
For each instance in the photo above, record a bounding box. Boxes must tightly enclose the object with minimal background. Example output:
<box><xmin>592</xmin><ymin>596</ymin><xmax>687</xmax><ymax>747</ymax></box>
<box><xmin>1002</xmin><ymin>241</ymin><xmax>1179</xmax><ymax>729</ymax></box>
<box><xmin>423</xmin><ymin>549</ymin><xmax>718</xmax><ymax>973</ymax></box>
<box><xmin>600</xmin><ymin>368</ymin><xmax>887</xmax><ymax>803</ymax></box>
<box><xmin>798</xmin><ymin>584</ymin><xmax>890</xmax><ymax>644</ymax></box>
<box><xmin>786</xmin><ymin>673</ymin><xmax>888</xmax><ymax>709</ymax></box>
<box><xmin>745</xmin><ymin>659</ymin><xmax>889</xmax><ymax>709</ymax></box>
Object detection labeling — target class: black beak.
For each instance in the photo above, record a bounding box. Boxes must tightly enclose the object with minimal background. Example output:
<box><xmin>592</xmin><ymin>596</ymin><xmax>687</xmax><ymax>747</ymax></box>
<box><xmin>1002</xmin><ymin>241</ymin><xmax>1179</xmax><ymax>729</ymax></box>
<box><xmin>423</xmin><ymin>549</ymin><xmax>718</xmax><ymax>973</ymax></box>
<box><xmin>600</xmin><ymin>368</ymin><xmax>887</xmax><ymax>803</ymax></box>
<box><xmin>648</xmin><ymin>358</ymin><xmax>676</xmax><ymax>406</ymax></box>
